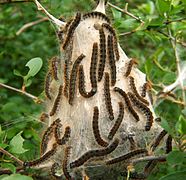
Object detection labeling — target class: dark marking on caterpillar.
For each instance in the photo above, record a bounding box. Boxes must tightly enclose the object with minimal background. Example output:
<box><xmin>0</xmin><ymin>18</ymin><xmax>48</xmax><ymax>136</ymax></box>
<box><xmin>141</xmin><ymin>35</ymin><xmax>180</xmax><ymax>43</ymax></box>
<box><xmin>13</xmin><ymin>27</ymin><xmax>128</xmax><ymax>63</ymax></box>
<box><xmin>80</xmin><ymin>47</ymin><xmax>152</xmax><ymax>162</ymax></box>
<box><xmin>121</xmin><ymin>171</ymin><xmax>147</xmax><ymax>179</ymax></box>
<box><xmin>128</xmin><ymin>135</ymin><xmax>137</xmax><ymax>150</ymax></box>
<box><xmin>102</xmin><ymin>23</ymin><xmax>120</xmax><ymax>61</ymax></box>
<box><xmin>108</xmin><ymin>102</ymin><xmax>124</xmax><ymax>140</ymax></box>
<box><xmin>166</xmin><ymin>135</ymin><xmax>172</xmax><ymax>154</ymax></box>
<box><xmin>92</xmin><ymin>106</ymin><xmax>109</xmax><ymax>147</ymax></box>
<box><xmin>50</xmin><ymin>85</ymin><xmax>63</xmax><ymax>116</ymax></box>
<box><xmin>70</xmin><ymin>138</ymin><xmax>119</xmax><ymax>169</ymax></box>
<box><xmin>106</xmin><ymin>148</ymin><xmax>148</xmax><ymax>165</ymax></box>
<box><xmin>141</xmin><ymin>82</ymin><xmax>148</xmax><ymax>97</ymax></box>
<box><xmin>54</xmin><ymin>118</ymin><xmax>62</xmax><ymax>144</ymax></box>
<box><xmin>150</xmin><ymin>130</ymin><xmax>167</xmax><ymax>151</ymax></box>
<box><xmin>124</xmin><ymin>59</ymin><xmax>138</xmax><ymax>77</ymax></box>
<box><xmin>128</xmin><ymin>92</ymin><xmax>153</xmax><ymax>131</ymax></box>
<box><xmin>39</xmin><ymin>112</ymin><xmax>49</xmax><ymax>122</ymax></box>
<box><xmin>104</xmin><ymin>73</ymin><xmax>114</xmax><ymax>120</ymax></box>
<box><xmin>44</xmin><ymin>71</ymin><xmax>52</xmax><ymax>100</ymax></box>
<box><xmin>143</xmin><ymin>160</ymin><xmax>158</xmax><ymax>176</ymax></box>
<box><xmin>114</xmin><ymin>87</ymin><xmax>140</xmax><ymax>122</ymax></box>
<box><xmin>69</xmin><ymin>54</ymin><xmax>85</xmax><ymax>105</ymax></box>
<box><xmin>107</xmin><ymin>35</ymin><xmax>116</xmax><ymax>86</ymax></box>
<box><xmin>24</xmin><ymin>143</ymin><xmax>58</xmax><ymax>167</ymax></box>
<box><xmin>59</xmin><ymin>126</ymin><xmax>71</xmax><ymax>145</ymax></box>
<box><xmin>98</xmin><ymin>28</ymin><xmax>106</xmax><ymax>82</ymax></box>
<box><xmin>83</xmin><ymin>11</ymin><xmax>110</xmax><ymax>24</ymax></box>
<box><xmin>129</xmin><ymin>76</ymin><xmax>149</xmax><ymax>105</ymax></box>
<box><xmin>63</xmin><ymin>146</ymin><xmax>72</xmax><ymax>180</ymax></box>
<box><xmin>62</xmin><ymin>12</ymin><xmax>81</xmax><ymax>50</ymax></box>
<box><xmin>50</xmin><ymin>56</ymin><xmax>59</xmax><ymax>81</ymax></box>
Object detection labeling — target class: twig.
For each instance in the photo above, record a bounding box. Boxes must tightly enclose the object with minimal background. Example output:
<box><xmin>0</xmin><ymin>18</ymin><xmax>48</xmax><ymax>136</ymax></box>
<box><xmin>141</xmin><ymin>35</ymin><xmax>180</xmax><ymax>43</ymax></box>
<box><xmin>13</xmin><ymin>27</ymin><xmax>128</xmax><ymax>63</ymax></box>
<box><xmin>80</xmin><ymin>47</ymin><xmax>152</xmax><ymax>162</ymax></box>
<box><xmin>16</xmin><ymin>17</ymin><xmax>48</xmax><ymax>35</ymax></box>
<box><xmin>119</xmin><ymin>30</ymin><xmax>136</xmax><ymax>36</ymax></box>
<box><xmin>0</xmin><ymin>0</ymin><xmax>32</xmax><ymax>4</ymax></box>
<box><xmin>0</xmin><ymin>148</ymin><xmax>24</xmax><ymax>166</ymax></box>
<box><xmin>130</xmin><ymin>155</ymin><xmax>167</xmax><ymax>164</ymax></box>
<box><xmin>107</xmin><ymin>2</ymin><xmax>144</xmax><ymax>23</ymax></box>
<box><xmin>0</xmin><ymin>83</ymin><xmax>42</xmax><ymax>103</ymax></box>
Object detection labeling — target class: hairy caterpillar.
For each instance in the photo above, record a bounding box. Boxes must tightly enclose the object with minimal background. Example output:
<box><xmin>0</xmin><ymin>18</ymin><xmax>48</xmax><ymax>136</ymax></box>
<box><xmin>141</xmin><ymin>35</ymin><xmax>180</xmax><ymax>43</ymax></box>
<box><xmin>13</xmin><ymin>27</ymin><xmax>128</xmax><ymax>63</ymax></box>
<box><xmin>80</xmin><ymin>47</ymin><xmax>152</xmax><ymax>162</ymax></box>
<box><xmin>50</xmin><ymin>56</ymin><xmax>59</xmax><ymax>81</ymax></box>
<box><xmin>59</xmin><ymin>126</ymin><xmax>71</xmax><ymax>145</ymax></box>
<box><xmin>63</xmin><ymin>146</ymin><xmax>72</xmax><ymax>180</ymax></box>
<box><xmin>44</xmin><ymin>71</ymin><xmax>52</xmax><ymax>100</ymax></box>
<box><xmin>166</xmin><ymin>135</ymin><xmax>172</xmax><ymax>154</ymax></box>
<box><xmin>124</xmin><ymin>58</ymin><xmax>138</xmax><ymax>77</ymax></box>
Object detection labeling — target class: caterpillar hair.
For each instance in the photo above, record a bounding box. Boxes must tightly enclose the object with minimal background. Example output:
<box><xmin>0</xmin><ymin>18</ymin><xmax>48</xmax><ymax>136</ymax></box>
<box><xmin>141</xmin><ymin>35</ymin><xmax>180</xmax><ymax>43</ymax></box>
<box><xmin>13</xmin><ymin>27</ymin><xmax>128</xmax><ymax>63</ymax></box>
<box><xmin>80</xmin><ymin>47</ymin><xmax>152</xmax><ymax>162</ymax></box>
<box><xmin>62</xmin><ymin>12</ymin><xmax>81</xmax><ymax>50</ymax></box>
<box><xmin>92</xmin><ymin>106</ymin><xmax>109</xmax><ymax>147</ymax></box>
<box><xmin>50</xmin><ymin>56</ymin><xmax>59</xmax><ymax>81</ymax></box>
<box><xmin>70</xmin><ymin>138</ymin><xmax>119</xmax><ymax>169</ymax></box>
<box><xmin>98</xmin><ymin>28</ymin><xmax>106</xmax><ymax>82</ymax></box>
<box><xmin>114</xmin><ymin>87</ymin><xmax>140</xmax><ymax>122</ymax></box>
<box><xmin>24</xmin><ymin>143</ymin><xmax>58</xmax><ymax>167</ymax></box>
<box><xmin>59</xmin><ymin>126</ymin><xmax>71</xmax><ymax>145</ymax></box>
<box><xmin>108</xmin><ymin>102</ymin><xmax>124</xmax><ymax>140</ymax></box>
<box><xmin>102</xmin><ymin>23</ymin><xmax>120</xmax><ymax>60</ymax></box>
<box><xmin>44</xmin><ymin>71</ymin><xmax>52</xmax><ymax>100</ymax></box>
<box><xmin>150</xmin><ymin>130</ymin><xmax>167</xmax><ymax>151</ymax></box>
<box><xmin>50</xmin><ymin>85</ymin><xmax>63</xmax><ymax>116</ymax></box>
<box><xmin>83</xmin><ymin>11</ymin><xmax>110</xmax><ymax>24</ymax></box>
<box><xmin>128</xmin><ymin>76</ymin><xmax>149</xmax><ymax>105</ymax></box>
<box><xmin>107</xmin><ymin>35</ymin><xmax>116</xmax><ymax>86</ymax></box>
<box><xmin>166</xmin><ymin>135</ymin><xmax>172</xmax><ymax>154</ymax></box>
<box><xmin>104</xmin><ymin>73</ymin><xmax>114</xmax><ymax>120</ymax></box>
<box><xmin>128</xmin><ymin>92</ymin><xmax>153</xmax><ymax>131</ymax></box>
<box><xmin>124</xmin><ymin>58</ymin><xmax>138</xmax><ymax>77</ymax></box>
<box><xmin>63</xmin><ymin>146</ymin><xmax>72</xmax><ymax>180</ymax></box>
<box><xmin>106</xmin><ymin>148</ymin><xmax>148</xmax><ymax>165</ymax></box>
<box><xmin>69</xmin><ymin>54</ymin><xmax>85</xmax><ymax>105</ymax></box>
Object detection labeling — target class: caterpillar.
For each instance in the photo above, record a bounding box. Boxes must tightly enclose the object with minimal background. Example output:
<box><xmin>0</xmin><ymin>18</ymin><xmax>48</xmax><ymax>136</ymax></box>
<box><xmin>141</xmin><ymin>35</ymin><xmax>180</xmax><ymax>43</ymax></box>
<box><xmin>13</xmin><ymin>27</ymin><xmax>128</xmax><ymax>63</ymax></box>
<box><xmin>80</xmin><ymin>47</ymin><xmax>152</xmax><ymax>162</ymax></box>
<box><xmin>50</xmin><ymin>56</ymin><xmax>59</xmax><ymax>81</ymax></box>
<box><xmin>70</xmin><ymin>138</ymin><xmax>119</xmax><ymax>169</ymax></box>
<box><xmin>166</xmin><ymin>135</ymin><xmax>172</xmax><ymax>154</ymax></box>
<box><xmin>107</xmin><ymin>35</ymin><xmax>116</xmax><ymax>86</ymax></box>
<box><xmin>69</xmin><ymin>54</ymin><xmax>86</xmax><ymax>105</ymax></box>
<box><xmin>62</xmin><ymin>12</ymin><xmax>81</xmax><ymax>50</ymax></box>
<box><xmin>108</xmin><ymin>102</ymin><xmax>124</xmax><ymax>140</ymax></box>
<box><xmin>143</xmin><ymin>160</ymin><xmax>158</xmax><ymax>175</ymax></box>
<box><xmin>92</xmin><ymin>106</ymin><xmax>109</xmax><ymax>147</ymax></box>
<box><xmin>128</xmin><ymin>92</ymin><xmax>153</xmax><ymax>131</ymax></box>
<box><xmin>114</xmin><ymin>87</ymin><xmax>140</xmax><ymax>122</ymax></box>
<box><xmin>39</xmin><ymin>112</ymin><xmax>49</xmax><ymax>122</ymax></box>
<box><xmin>128</xmin><ymin>135</ymin><xmax>137</xmax><ymax>150</ymax></box>
<box><xmin>60</xmin><ymin>126</ymin><xmax>71</xmax><ymax>145</ymax></box>
<box><xmin>124</xmin><ymin>58</ymin><xmax>138</xmax><ymax>77</ymax></box>
<box><xmin>78</xmin><ymin>65</ymin><xmax>96</xmax><ymax>98</ymax></box>
<box><xmin>24</xmin><ymin>143</ymin><xmax>58</xmax><ymax>167</ymax></box>
<box><xmin>63</xmin><ymin>146</ymin><xmax>72</xmax><ymax>180</ymax></box>
<box><xmin>141</xmin><ymin>82</ymin><xmax>148</xmax><ymax>97</ymax></box>
<box><xmin>150</xmin><ymin>130</ymin><xmax>167</xmax><ymax>151</ymax></box>
<box><xmin>44</xmin><ymin>71</ymin><xmax>52</xmax><ymax>100</ymax></box>
<box><xmin>83</xmin><ymin>11</ymin><xmax>110</xmax><ymax>24</ymax></box>
<box><xmin>128</xmin><ymin>76</ymin><xmax>149</xmax><ymax>105</ymax></box>
<box><xmin>54</xmin><ymin>118</ymin><xmax>62</xmax><ymax>144</ymax></box>
<box><xmin>98</xmin><ymin>28</ymin><xmax>106</xmax><ymax>82</ymax></box>
<box><xmin>106</xmin><ymin>148</ymin><xmax>148</xmax><ymax>165</ymax></box>
<box><xmin>102</xmin><ymin>23</ymin><xmax>120</xmax><ymax>61</ymax></box>
<box><xmin>50</xmin><ymin>85</ymin><xmax>63</xmax><ymax>116</ymax></box>
<box><xmin>104</xmin><ymin>73</ymin><xmax>114</xmax><ymax>120</ymax></box>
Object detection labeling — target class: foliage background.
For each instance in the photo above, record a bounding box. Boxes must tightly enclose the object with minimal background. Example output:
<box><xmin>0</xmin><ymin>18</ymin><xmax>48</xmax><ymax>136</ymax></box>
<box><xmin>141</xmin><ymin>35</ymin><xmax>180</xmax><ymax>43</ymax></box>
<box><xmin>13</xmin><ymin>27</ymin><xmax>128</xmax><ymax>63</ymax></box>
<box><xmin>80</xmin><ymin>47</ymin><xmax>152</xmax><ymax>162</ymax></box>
<box><xmin>0</xmin><ymin>0</ymin><xmax>186</xmax><ymax>179</ymax></box>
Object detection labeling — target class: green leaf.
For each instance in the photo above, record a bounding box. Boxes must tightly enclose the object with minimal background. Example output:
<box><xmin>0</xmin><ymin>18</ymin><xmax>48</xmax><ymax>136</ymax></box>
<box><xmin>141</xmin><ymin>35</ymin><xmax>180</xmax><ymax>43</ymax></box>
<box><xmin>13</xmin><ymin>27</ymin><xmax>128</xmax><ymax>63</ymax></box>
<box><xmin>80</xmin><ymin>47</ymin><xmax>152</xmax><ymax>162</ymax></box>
<box><xmin>0</xmin><ymin>163</ymin><xmax>16</xmax><ymax>174</ymax></box>
<box><xmin>25</xmin><ymin>57</ymin><xmax>43</xmax><ymax>79</ymax></box>
<box><xmin>175</xmin><ymin>116</ymin><xmax>186</xmax><ymax>134</ymax></box>
<box><xmin>13</xmin><ymin>69</ymin><xmax>23</xmax><ymax>78</ymax></box>
<box><xmin>156</xmin><ymin>0</ymin><xmax>171</xmax><ymax>15</ymax></box>
<box><xmin>160</xmin><ymin>171</ymin><xmax>186</xmax><ymax>180</ymax></box>
<box><xmin>2</xmin><ymin>174</ymin><xmax>33</xmax><ymax>180</ymax></box>
<box><xmin>111</xmin><ymin>8</ymin><xmax>122</xmax><ymax>19</ymax></box>
<box><xmin>166</xmin><ymin>151</ymin><xmax>185</xmax><ymax>165</ymax></box>
<box><xmin>161</xmin><ymin>119</ymin><xmax>173</xmax><ymax>135</ymax></box>
<box><xmin>9</xmin><ymin>131</ymin><xmax>28</xmax><ymax>154</ymax></box>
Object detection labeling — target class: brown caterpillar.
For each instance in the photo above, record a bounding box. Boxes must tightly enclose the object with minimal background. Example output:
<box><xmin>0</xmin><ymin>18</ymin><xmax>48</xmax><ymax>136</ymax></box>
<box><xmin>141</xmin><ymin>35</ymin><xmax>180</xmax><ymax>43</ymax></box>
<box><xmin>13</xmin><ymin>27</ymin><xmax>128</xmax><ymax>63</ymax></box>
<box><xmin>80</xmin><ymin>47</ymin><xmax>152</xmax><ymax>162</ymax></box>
<box><xmin>78</xmin><ymin>65</ymin><xmax>96</xmax><ymax>98</ymax></box>
<box><xmin>98</xmin><ymin>28</ymin><xmax>106</xmax><ymax>82</ymax></box>
<box><xmin>129</xmin><ymin>76</ymin><xmax>149</xmax><ymax>105</ymax></box>
<box><xmin>107</xmin><ymin>35</ymin><xmax>116</xmax><ymax>86</ymax></box>
<box><xmin>141</xmin><ymin>82</ymin><xmax>148</xmax><ymax>97</ymax></box>
<box><xmin>44</xmin><ymin>71</ymin><xmax>52</xmax><ymax>100</ymax></box>
<box><xmin>83</xmin><ymin>11</ymin><xmax>110</xmax><ymax>23</ymax></box>
<box><xmin>128</xmin><ymin>92</ymin><xmax>153</xmax><ymax>131</ymax></box>
<box><xmin>92</xmin><ymin>106</ymin><xmax>109</xmax><ymax>147</ymax></box>
<box><xmin>106</xmin><ymin>148</ymin><xmax>148</xmax><ymax>165</ymax></box>
<box><xmin>69</xmin><ymin>54</ymin><xmax>85</xmax><ymax>105</ymax></box>
<box><xmin>128</xmin><ymin>135</ymin><xmax>137</xmax><ymax>150</ymax></box>
<box><xmin>102</xmin><ymin>23</ymin><xmax>120</xmax><ymax>61</ymax></box>
<box><xmin>64</xmin><ymin>61</ymin><xmax>70</xmax><ymax>98</ymax></box>
<box><xmin>114</xmin><ymin>87</ymin><xmax>140</xmax><ymax>122</ymax></box>
<box><xmin>63</xmin><ymin>146</ymin><xmax>72</xmax><ymax>180</ymax></box>
<box><xmin>62</xmin><ymin>12</ymin><xmax>81</xmax><ymax>50</ymax></box>
<box><xmin>24</xmin><ymin>143</ymin><xmax>58</xmax><ymax>167</ymax></box>
<box><xmin>50</xmin><ymin>85</ymin><xmax>63</xmax><ymax>116</ymax></box>
<box><xmin>104</xmin><ymin>73</ymin><xmax>114</xmax><ymax>120</ymax></box>
<box><xmin>150</xmin><ymin>130</ymin><xmax>167</xmax><ymax>151</ymax></box>
<box><xmin>50</xmin><ymin>56</ymin><xmax>59</xmax><ymax>81</ymax></box>
<box><xmin>124</xmin><ymin>58</ymin><xmax>138</xmax><ymax>77</ymax></box>
<box><xmin>166</xmin><ymin>135</ymin><xmax>172</xmax><ymax>154</ymax></box>
<box><xmin>108</xmin><ymin>102</ymin><xmax>124</xmax><ymax>140</ymax></box>
<box><xmin>39</xmin><ymin>112</ymin><xmax>49</xmax><ymax>122</ymax></box>
<box><xmin>54</xmin><ymin>118</ymin><xmax>62</xmax><ymax>144</ymax></box>
<box><xmin>60</xmin><ymin>126</ymin><xmax>71</xmax><ymax>145</ymax></box>
<box><xmin>70</xmin><ymin>138</ymin><xmax>119</xmax><ymax>169</ymax></box>
<box><xmin>143</xmin><ymin>160</ymin><xmax>158</xmax><ymax>176</ymax></box>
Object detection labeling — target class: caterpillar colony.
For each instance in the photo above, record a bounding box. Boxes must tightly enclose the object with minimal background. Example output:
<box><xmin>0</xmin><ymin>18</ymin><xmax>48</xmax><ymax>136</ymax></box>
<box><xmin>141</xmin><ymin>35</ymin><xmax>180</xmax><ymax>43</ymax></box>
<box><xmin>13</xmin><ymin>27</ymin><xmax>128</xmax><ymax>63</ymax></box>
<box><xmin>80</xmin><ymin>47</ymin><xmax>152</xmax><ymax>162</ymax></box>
<box><xmin>12</xmin><ymin>0</ymin><xmax>173</xmax><ymax>179</ymax></box>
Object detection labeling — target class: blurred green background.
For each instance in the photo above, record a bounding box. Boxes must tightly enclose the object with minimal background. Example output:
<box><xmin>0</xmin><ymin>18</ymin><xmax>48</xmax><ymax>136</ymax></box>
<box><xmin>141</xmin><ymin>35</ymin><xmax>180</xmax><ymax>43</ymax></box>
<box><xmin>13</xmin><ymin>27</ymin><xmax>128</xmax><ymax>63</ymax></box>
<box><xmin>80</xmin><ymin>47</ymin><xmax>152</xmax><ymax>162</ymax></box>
<box><xmin>0</xmin><ymin>0</ymin><xmax>186</xmax><ymax>179</ymax></box>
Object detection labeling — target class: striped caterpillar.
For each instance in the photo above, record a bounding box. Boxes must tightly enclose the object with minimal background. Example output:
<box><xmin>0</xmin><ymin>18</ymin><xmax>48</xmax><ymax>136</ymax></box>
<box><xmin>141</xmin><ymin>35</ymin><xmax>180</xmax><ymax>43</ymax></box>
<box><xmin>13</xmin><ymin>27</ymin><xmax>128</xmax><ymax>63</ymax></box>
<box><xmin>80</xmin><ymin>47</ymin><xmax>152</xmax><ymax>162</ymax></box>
<box><xmin>124</xmin><ymin>58</ymin><xmax>138</xmax><ymax>77</ymax></box>
<box><xmin>59</xmin><ymin>126</ymin><xmax>71</xmax><ymax>145</ymax></box>
<box><xmin>63</xmin><ymin>146</ymin><xmax>72</xmax><ymax>179</ymax></box>
<box><xmin>50</xmin><ymin>56</ymin><xmax>59</xmax><ymax>81</ymax></box>
<box><xmin>44</xmin><ymin>71</ymin><xmax>52</xmax><ymax>100</ymax></box>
